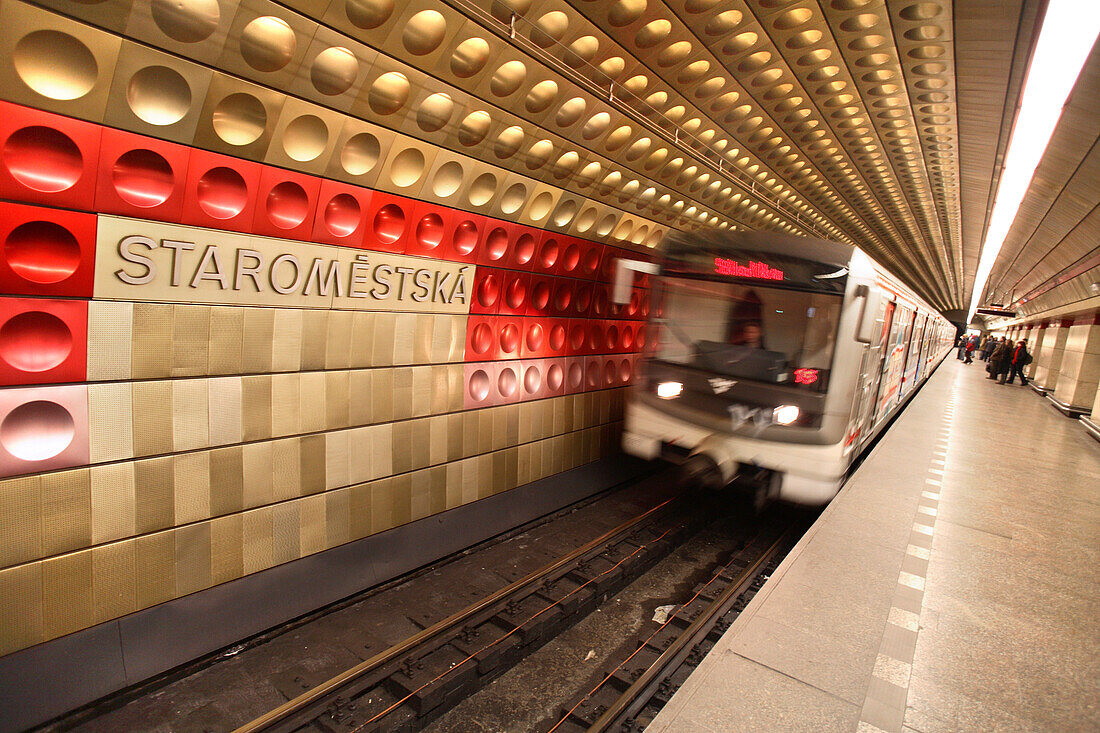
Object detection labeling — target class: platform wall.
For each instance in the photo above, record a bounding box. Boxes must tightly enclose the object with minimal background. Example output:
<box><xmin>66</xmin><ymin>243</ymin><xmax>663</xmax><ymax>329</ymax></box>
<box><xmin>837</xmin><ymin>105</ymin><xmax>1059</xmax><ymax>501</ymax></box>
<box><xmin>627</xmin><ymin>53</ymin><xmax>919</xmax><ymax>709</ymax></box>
<box><xmin>0</xmin><ymin>0</ymin><xmax>709</xmax><ymax>661</ymax></box>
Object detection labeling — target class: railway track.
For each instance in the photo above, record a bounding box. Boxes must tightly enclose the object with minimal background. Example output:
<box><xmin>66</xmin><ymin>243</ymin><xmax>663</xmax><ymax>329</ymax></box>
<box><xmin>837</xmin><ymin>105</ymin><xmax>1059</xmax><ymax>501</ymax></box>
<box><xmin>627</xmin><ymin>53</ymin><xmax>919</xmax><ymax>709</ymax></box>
<box><xmin>233</xmin><ymin>490</ymin><xmax>705</xmax><ymax>733</ymax></box>
<box><xmin>234</xmin><ymin>487</ymin><xmax>807</xmax><ymax>733</ymax></box>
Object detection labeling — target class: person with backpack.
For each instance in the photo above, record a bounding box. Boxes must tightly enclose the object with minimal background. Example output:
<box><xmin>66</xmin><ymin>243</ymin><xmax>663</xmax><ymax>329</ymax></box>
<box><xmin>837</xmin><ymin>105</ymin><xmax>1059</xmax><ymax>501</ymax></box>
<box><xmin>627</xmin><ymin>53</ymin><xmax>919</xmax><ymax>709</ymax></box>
<box><xmin>1000</xmin><ymin>340</ymin><xmax>1032</xmax><ymax>385</ymax></box>
<box><xmin>987</xmin><ymin>338</ymin><xmax>1010</xmax><ymax>380</ymax></box>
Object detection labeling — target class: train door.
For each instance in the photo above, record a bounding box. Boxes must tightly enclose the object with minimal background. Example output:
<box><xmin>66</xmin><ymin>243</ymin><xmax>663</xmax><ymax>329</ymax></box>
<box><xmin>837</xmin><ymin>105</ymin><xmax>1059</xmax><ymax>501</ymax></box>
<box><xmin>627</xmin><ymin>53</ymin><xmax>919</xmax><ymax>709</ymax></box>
<box><xmin>901</xmin><ymin>311</ymin><xmax>922</xmax><ymax>396</ymax></box>
<box><xmin>847</xmin><ymin>297</ymin><xmax>893</xmax><ymax>451</ymax></box>
<box><xmin>874</xmin><ymin>302</ymin><xmax>908</xmax><ymax>424</ymax></box>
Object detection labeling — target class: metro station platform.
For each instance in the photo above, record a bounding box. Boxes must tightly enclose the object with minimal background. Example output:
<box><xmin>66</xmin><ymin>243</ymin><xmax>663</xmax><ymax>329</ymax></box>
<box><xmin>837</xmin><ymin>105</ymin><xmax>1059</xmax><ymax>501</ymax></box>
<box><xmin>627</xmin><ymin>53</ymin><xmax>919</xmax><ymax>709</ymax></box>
<box><xmin>648</xmin><ymin>358</ymin><xmax>1100</xmax><ymax>732</ymax></box>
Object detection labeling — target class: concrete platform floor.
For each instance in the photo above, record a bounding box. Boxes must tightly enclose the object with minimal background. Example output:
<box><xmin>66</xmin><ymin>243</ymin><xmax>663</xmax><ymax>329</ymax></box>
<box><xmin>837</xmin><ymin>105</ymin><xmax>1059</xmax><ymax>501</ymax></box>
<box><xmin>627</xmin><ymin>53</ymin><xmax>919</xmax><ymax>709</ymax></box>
<box><xmin>648</xmin><ymin>358</ymin><xmax>1100</xmax><ymax>732</ymax></box>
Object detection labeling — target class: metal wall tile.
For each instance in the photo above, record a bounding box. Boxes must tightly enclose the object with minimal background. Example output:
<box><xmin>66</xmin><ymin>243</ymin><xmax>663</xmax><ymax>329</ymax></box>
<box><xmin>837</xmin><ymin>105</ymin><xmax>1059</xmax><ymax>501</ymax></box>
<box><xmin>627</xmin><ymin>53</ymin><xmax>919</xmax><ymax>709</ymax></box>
<box><xmin>299</xmin><ymin>371</ymin><xmax>327</xmax><ymax>433</ymax></box>
<box><xmin>209</xmin><ymin>308</ymin><xmax>244</xmax><ymax>375</ymax></box>
<box><xmin>89</xmin><ymin>382</ymin><xmax>134</xmax><ymax>464</ymax></box>
<box><xmin>42</xmin><ymin>549</ymin><xmax>94</xmax><ymax>641</ymax></box>
<box><xmin>372</xmin><ymin>313</ymin><xmax>396</xmax><ymax>366</ymax></box>
<box><xmin>325</xmin><ymin>429</ymin><xmax>349</xmax><ymax>491</ymax></box>
<box><xmin>210</xmin><ymin>514</ymin><xmax>244</xmax><ymax>586</ymax></box>
<box><xmin>242</xmin><ymin>308</ymin><xmax>275</xmax><ymax>374</ymax></box>
<box><xmin>92</xmin><ymin>540</ymin><xmax>136</xmax><ymax>624</ymax></box>
<box><xmin>174</xmin><ymin>522</ymin><xmax>212</xmax><ymax>597</ymax></box>
<box><xmin>172</xmin><ymin>379</ymin><xmax>210</xmax><ymax>452</ymax></box>
<box><xmin>325</xmin><ymin>370</ymin><xmax>350</xmax><ymax>430</ymax></box>
<box><xmin>134</xmin><ymin>456</ymin><xmax>174</xmax><ymax>535</ymax></box>
<box><xmin>410</xmin><ymin>367</ymin><xmax>433</xmax><ymax>418</ymax></box>
<box><xmin>299</xmin><ymin>493</ymin><xmax>327</xmax><ymax>556</ymax></box>
<box><xmin>348</xmin><ymin>370</ymin><xmax>373</xmax><ymax>426</ymax></box>
<box><xmin>90</xmin><ymin>462</ymin><xmax>135</xmax><ymax>546</ymax></box>
<box><xmin>300</xmin><ymin>310</ymin><xmax>328</xmax><ymax>371</ymax></box>
<box><xmin>171</xmin><ymin>305</ymin><xmax>211</xmax><ymax>376</ymax></box>
<box><xmin>134</xmin><ymin>530</ymin><xmax>175</xmax><ymax>609</ymax></box>
<box><xmin>173</xmin><ymin>452</ymin><xmax>211</xmax><ymax>525</ymax></box>
<box><xmin>349</xmin><ymin>312</ymin><xmax>375</xmax><ymax>368</ymax></box>
<box><xmin>208</xmin><ymin>377</ymin><xmax>243</xmax><ymax>447</ymax></box>
<box><xmin>300</xmin><ymin>434</ymin><xmax>327</xmax><ymax>495</ymax></box>
<box><xmin>369</xmin><ymin>424</ymin><xmax>393</xmax><ymax>480</ymax></box>
<box><xmin>131</xmin><ymin>381</ymin><xmax>173</xmax><ymax>457</ymax></box>
<box><xmin>242</xmin><ymin>441</ymin><xmax>274</xmax><ymax>509</ymax></box>
<box><xmin>271</xmin><ymin>437</ymin><xmax>301</xmax><ymax>502</ymax></box>
<box><xmin>0</xmin><ymin>563</ymin><xmax>43</xmax><ymax>655</ymax></box>
<box><xmin>242</xmin><ymin>507</ymin><xmax>274</xmax><ymax>575</ymax></box>
<box><xmin>271</xmin><ymin>308</ymin><xmax>303</xmax><ymax>373</ymax></box>
<box><xmin>410</xmin><ymin>419</ymin><xmax>431</xmax><ymax>470</ymax></box>
<box><xmin>41</xmin><ymin>469</ymin><xmax>91</xmax><ymax>558</ymax></box>
<box><xmin>346</xmin><ymin>427</ymin><xmax>372</xmax><ymax>484</ymax></box>
<box><xmin>271</xmin><ymin>502</ymin><xmax>301</xmax><ymax>566</ymax></box>
<box><xmin>325</xmin><ymin>310</ymin><xmax>354</xmax><ymax>370</ymax></box>
<box><xmin>409</xmin><ymin>469</ymin><xmax>430</xmax><ymax>522</ymax></box>
<box><xmin>371</xmin><ymin>369</ymin><xmax>394</xmax><ymax>423</ymax></box>
<box><xmin>324</xmin><ymin>489</ymin><xmax>349</xmax><ymax>548</ymax></box>
<box><xmin>132</xmin><ymin>303</ymin><xmax>173</xmax><ymax>379</ymax></box>
<box><xmin>270</xmin><ymin>373</ymin><xmax>301</xmax><ymax>437</ymax></box>
<box><xmin>105</xmin><ymin>40</ymin><xmax>212</xmax><ymax>144</ymax></box>
<box><xmin>241</xmin><ymin>375</ymin><xmax>273</xmax><ymax>442</ymax></box>
<box><xmin>0</xmin><ymin>476</ymin><xmax>40</xmax><ymax>568</ymax></box>
<box><xmin>209</xmin><ymin>445</ymin><xmax>244</xmax><ymax>517</ymax></box>
<box><xmin>87</xmin><ymin>301</ymin><xmax>132</xmax><ymax>381</ymax></box>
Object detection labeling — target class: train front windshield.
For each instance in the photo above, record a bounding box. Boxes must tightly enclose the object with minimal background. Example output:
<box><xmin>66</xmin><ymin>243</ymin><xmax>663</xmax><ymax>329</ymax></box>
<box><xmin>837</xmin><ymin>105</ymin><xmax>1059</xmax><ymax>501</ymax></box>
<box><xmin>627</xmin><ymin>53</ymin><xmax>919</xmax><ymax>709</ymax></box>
<box><xmin>655</xmin><ymin>277</ymin><xmax>842</xmax><ymax>390</ymax></box>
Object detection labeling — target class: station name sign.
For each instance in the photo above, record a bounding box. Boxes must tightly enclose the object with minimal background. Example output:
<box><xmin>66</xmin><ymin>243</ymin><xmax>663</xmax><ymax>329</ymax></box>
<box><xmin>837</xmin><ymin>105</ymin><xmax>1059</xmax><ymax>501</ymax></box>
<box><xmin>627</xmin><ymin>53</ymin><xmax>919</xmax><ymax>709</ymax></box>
<box><xmin>95</xmin><ymin>217</ymin><xmax>472</xmax><ymax>314</ymax></box>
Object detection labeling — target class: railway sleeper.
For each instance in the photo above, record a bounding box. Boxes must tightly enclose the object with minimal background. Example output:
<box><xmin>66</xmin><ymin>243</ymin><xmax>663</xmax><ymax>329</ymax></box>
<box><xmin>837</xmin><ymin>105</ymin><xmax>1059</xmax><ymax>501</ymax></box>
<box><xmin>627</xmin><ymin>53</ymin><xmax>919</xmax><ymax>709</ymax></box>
<box><xmin>316</xmin><ymin>686</ymin><xmax>416</xmax><ymax>733</ymax></box>
<box><xmin>540</xmin><ymin>575</ymin><xmax>598</xmax><ymax>617</ymax></box>
<box><xmin>388</xmin><ymin>644</ymin><xmax>477</xmax><ymax>714</ymax></box>
<box><xmin>449</xmin><ymin>619</ymin><xmax>524</xmax><ymax>676</ymax></box>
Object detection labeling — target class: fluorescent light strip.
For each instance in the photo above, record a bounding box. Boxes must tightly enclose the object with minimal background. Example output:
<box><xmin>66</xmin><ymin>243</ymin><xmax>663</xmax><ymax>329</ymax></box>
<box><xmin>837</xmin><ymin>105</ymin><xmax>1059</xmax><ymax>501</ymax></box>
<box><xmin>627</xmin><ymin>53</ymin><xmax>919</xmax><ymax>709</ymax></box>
<box><xmin>966</xmin><ymin>0</ymin><xmax>1100</xmax><ymax>322</ymax></box>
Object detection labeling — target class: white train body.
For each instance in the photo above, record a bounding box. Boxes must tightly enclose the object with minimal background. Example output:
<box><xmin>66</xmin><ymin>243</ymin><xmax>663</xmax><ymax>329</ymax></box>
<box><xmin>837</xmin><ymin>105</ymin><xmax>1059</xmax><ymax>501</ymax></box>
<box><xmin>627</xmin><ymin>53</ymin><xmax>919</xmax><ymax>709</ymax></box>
<box><xmin>621</xmin><ymin>230</ymin><xmax>954</xmax><ymax>505</ymax></box>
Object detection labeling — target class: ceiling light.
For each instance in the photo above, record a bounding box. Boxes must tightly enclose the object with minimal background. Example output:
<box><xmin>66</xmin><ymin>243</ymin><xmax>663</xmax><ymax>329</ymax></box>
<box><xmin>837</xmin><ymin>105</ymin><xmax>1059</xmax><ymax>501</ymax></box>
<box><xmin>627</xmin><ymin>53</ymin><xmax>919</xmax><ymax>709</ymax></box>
<box><xmin>967</xmin><ymin>0</ymin><xmax>1100</xmax><ymax>321</ymax></box>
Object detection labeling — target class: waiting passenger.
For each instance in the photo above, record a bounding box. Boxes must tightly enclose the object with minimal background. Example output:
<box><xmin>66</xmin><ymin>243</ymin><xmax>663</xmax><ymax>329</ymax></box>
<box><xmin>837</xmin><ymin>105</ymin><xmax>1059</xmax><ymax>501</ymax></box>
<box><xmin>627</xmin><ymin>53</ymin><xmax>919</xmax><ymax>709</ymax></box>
<box><xmin>1000</xmin><ymin>340</ymin><xmax>1032</xmax><ymax>385</ymax></box>
<box><xmin>987</xmin><ymin>338</ymin><xmax>1011</xmax><ymax>381</ymax></box>
<box><xmin>978</xmin><ymin>335</ymin><xmax>991</xmax><ymax>360</ymax></box>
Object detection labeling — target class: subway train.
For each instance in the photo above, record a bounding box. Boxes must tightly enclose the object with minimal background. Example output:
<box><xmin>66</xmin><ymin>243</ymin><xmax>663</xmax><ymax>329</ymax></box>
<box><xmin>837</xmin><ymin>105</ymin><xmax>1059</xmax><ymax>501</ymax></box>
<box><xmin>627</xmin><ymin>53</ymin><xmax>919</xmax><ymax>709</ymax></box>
<box><xmin>614</xmin><ymin>229</ymin><xmax>954</xmax><ymax>506</ymax></box>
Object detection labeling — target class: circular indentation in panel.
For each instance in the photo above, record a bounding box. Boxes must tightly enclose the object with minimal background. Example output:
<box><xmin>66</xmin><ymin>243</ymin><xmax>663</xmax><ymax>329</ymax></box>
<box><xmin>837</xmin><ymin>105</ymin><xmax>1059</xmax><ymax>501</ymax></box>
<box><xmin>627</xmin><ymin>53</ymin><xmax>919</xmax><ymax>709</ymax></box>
<box><xmin>636</xmin><ymin>324</ymin><xmax>646</xmax><ymax>347</ymax></box>
<box><xmin>151</xmin><ymin>0</ymin><xmax>220</xmax><ymax>42</ymax></box>
<box><xmin>553</xmin><ymin>152</ymin><xmax>579</xmax><ymax>179</ymax></box>
<box><xmin>469</xmin><ymin>173</ymin><xmax>498</xmax><ymax>206</ymax></box>
<box><xmin>572</xmin><ymin>203</ymin><xmax>598</xmax><ymax>230</ymax></box>
<box><xmin>0</xmin><ymin>311</ymin><xmax>72</xmax><ymax>372</ymax></box>
<box><xmin>564</xmin><ymin>35</ymin><xmax>598</xmax><ymax>67</ymax></box>
<box><xmin>403</xmin><ymin>10</ymin><xmax>447</xmax><ymax>55</ymax></box>
<box><xmin>539</xmin><ymin>238</ymin><xmax>560</xmax><ymax>269</ymax></box>
<box><xmin>774</xmin><ymin>7</ymin><xmax>812</xmax><ymax>29</ymax></box>
<box><xmin>485</xmin><ymin>227</ymin><xmax>508</xmax><ymax>262</ymax></box>
<box><xmin>531</xmin><ymin>280</ymin><xmax>551</xmax><ymax>311</ymax></box>
<box><xmin>605</xmin><ymin>125</ymin><xmax>633</xmax><ymax>151</ymax></box>
<box><xmin>498</xmin><ymin>366</ymin><xmax>518</xmax><ymax>398</ymax></box>
<box><xmin>623</xmin><ymin>323</ymin><xmax>635</xmax><ymax>347</ymax></box>
<box><xmin>15</xmin><ymin>31</ymin><xmax>98</xmax><ymax>101</ymax></box>
<box><xmin>561</xmin><ymin>243</ymin><xmax>581</xmax><ymax>273</ymax></box>
<box><xmin>554</xmin><ymin>283</ymin><xmax>572</xmax><ymax>312</ymax></box>
<box><xmin>636</xmin><ymin>19</ymin><xmax>671</xmax><ymax>47</ymax></box>
<box><xmin>899</xmin><ymin>2</ymin><xmax>942</xmax><ymax>21</ymax></box>
<box><xmin>526</xmin><ymin>139</ymin><xmax>554</xmax><ymax>170</ymax></box>
<box><xmin>596</xmin><ymin>214</ymin><xmax>616</xmax><ymax>236</ymax></box>
<box><xmin>556</xmin><ymin>97</ymin><xmax>587</xmax><ymax>127</ymax></box>
<box><xmin>416</xmin><ymin>212</ymin><xmax>445</xmax><ymax>250</ymax></box>
<box><xmin>468</xmin><ymin>368</ymin><xmax>490</xmax><ymax>400</ymax></box>
<box><xmin>413</xmin><ymin>91</ymin><xmax>453</xmax><ymax>132</ymax></box>
<box><xmin>619</xmin><ymin>358</ymin><xmax>632</xmax><ymax>383</ymax></box>
<box><xmin>323</xmin><ymin>193</ymin><xmax>361</xmax><ymax>236</ymax></box>
<box><xmin>373</xmin><ymin>203</ymin><xmax>405</xmax><ymax>243</ymax></box>
<box><xmin>431</xmin><ymin>160</ymin><xmax>464</xmax><ymax>198</ymax></box>
<box><xmin>490</xmin><ymin>61</ymin><xmax>527</xmax><ymax>97</ymax></box>
<box><xmin>586</xmin><ymin>361</ymin><xmax>600</xmax><ymax>389</ymax></box>
<box><xmin>311</xmin><ymin>47</ymin><xmax>358</xmax><ymax>95</ymax></box>
<box><xmin>603</xmin><ymin>359</ymin><xmax>615</xmax><ymax>386</ymax></box>
<box><xmin>568</xmin><ymin>323</ymin><xmax>585</xmax><ymax>352</ymax></box>
<box><xmin>454</xmin><ymin>219</ymin><xmax>478</xmax><ymax>255</ymax></box>
<box><xmin>659</xmin><ymin>41</ymin><xmax>692</xmax><ymax>67</ymax></box>
<box><xmin>368</xmin><ymin>72</ymin><xmax>410</xmax><ymax>115</ymax></box>
<box><xmin>567</xmin><ymin>361</ymin><xmax>583</xmax><ymax>390</ymax></box>
<box><xmin>5</xmin><ymin>221</ymin><xmax>80</xmax><ymax>284</ymax></box>
<box><xmin>574</xmin><ymin>284</ymin><xmax>592</xmax><ymax>313</ymax></box>
<box><xmin>476</xmin><ymin>273</ymin><xmax>500</xmax><ymax>308</ymax></box>
<box><xmin>514</xmin><ymin>233</ymin><xmax>536</xmax><ymax>265</ymax></box>
<box><xmin>265</xmin><ymin>181</ymin><xmax>309</xmax><ymax>229</ymax></box>
<box><xmin>582</xmin><ymin>113</ymin><xmax>610</xmax><ymax>139</ymax></box>
<box><xmin>212</xmin><ymin>93</ymin><xmax>267</xmax><ymax>146</ymax></box>
<box><xmin>582</xmin><ymin>248</ymin><xmax>600</xmax><ymax>275</ymax></box>
<box><xmin>528</xmin><ymin>192</ymin><xmax>554</xmax><ymax>222</ymax></box>
<box><xmin>450</xmin><ymin>37</ymin><xmax>490</xmax><ymax>78</ymax></box>
<box><xmin>283</xmin><ymin>115</ymin><xmax>328</xmax><ymax>162</ymax></box>
<box><xmin>532</xmin><ymin>11</ymin><xmax>569</xmax><ymax>47</ymax></box>
<box><xmin>553</xmin><ymin>199</ymin><xmax>578</xmax><ymax>227</ymax></box>
<box><xmin>490</xmin><ymin>0</ymin><xmax>533</xmax><ymax>23</ymax></box>
<box><xmin>240</xmin><ymin>16</ymin><xmax>296</xmax><ymax>72</ymax></box>
<box><xmin>1</xmin><ymin>400</ymin><xmax>74</xmax><ymax>461</ymax></box>
<box><xmin>549</xmin><ymin>324</ymin><xmax>566</xmax><ymax>353</ymax></box>
<box><xmin>346</xmin><ymin>0</ymin><xmax>394</xmax><ymax>28</ymax></box>
<box><xmin>197</xmin><ymin>166</ymin><xmax>247</xmax><ymax>219</ymax></box>
<box><xmin>494</xmin><ymin>126</ymin><xmax>524</xmax><ymax>159</ymax></box>
<box><xmin>706</xmin><ymin>10</ymin><xmax>742</xmax><ymax>35</ymax></box>
<box><xmin>341</xmin><ymin>132</ymin><xmax>380</xmax><ymax>176</ymax></box>
<box><xmin>3</xmin><ymin>126</ymin><xmax>82</xmax><ymax>194</ymax></box>
<box><xmin>458</xmin><ymin>111</ymin><xmax>492</xmax><ymax>146</ymax></box>
<box><xmin>389</xmin><ymin>147</ymin><xmax>425</xmax><ymax>188</ymax></box>
<box><xmin>500</xmin><ymin>323</ymin><xmax>520</xmax><ymax>353</ymax></box>
<box><xmin>504</xmin><ymin>279</ymin><xmax>526</xmax><ymax>311</ymax></box>
<box><xmin>499</xmin><ymin>183</ymin><xmax>528</xmax><ymax>215</ymax></box>
<box><xmin>127</xmin><ymin>65</ymin><xmax>191</xmax><ymax>126</ymax></box>
<box><xmin>523</xmin><ymin>365</ymin><xmax>541</xmax><ymax>395</ymax></box>
<box><xmin>608</xmin><ymin>0</ymin><xmax>646</xmax><ymax>27</ymax></box>
<box><xmin>112</xmin><ymin>148</ymin><xmax>174</xmax><ymax>208</ymax></box>
<box><xmin>525</xmin><ymin>80</ymin><xmax>559</xmax><ymax>113</ymax></box>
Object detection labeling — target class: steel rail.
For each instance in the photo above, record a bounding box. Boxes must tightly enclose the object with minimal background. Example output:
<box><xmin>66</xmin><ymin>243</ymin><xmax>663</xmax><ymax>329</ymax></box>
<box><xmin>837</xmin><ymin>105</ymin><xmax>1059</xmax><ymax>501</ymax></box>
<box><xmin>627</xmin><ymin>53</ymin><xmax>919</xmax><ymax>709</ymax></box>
<box><xmin>584</xmin><ymin>525</ymin><xmax>796</xmax><ymax>733</ymax></box>
<box><xmin>233</xmin><ymin>490</ymin><xmax>681</xmax><ymax>733</ymax></box>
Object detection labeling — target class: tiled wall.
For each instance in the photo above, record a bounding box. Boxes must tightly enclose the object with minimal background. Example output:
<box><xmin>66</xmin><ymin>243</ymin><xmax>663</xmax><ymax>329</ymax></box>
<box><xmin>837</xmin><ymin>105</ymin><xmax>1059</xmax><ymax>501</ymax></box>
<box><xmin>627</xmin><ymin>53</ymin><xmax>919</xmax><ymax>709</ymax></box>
<box><xmin>0</xmin><ymin>0</ymin><xmax>678</xmax><ymax>657</ymax></box>
<box><xmin>1053</xmin><ymin>318</ymin><xmax>1100</xmax><ymax>409</ymax></box>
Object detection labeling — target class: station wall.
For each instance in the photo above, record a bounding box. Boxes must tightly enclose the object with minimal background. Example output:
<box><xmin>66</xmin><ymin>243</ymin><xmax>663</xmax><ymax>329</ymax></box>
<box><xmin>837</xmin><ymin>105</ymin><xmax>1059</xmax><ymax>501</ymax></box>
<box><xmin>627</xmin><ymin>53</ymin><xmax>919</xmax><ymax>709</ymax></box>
<box><xmin>0</xmin><ymin>0</ymin><xmax>693</xmax><ymax>661</ymax></box>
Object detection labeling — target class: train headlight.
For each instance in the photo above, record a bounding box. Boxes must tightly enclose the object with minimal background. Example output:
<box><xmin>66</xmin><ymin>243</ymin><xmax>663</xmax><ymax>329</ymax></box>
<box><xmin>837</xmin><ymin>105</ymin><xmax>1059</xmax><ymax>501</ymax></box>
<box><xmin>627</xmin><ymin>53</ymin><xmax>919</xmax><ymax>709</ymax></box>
<box><xmin>773</xmin><ymin>405</ymin><xmax>800</xmax><ymax>425</ymax></box>
<box><xmin>656</xmin><ymin>381</ymin><xmax>683</xmax><ymax>399</ymax></box>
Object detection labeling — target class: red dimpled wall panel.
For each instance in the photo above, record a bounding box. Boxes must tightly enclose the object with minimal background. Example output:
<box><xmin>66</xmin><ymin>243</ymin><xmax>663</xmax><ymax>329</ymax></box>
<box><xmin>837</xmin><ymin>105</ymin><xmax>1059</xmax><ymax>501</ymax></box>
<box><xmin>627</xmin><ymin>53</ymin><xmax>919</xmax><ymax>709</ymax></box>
<box><xmin>478</xmin><ymin>220</ymin><xmax>515</xmax><ymax>268</ymax></box>
<box><xmin>471</xmin><ymin>269</ymin><xmax>502</xmax><ymax>315</ymax></box>
<box><xmin>0</xmin><ymin>202</ymin><xmax>96</xmax><ymax>297</ymax></box>
<box><xmin>0</xmin><ymin>385</ymin><xmax>89</xmax><ymax>478</ymax></box>
<box><xmin>95</xmin><ymin>128</ymin><xmax>190</xmax><ymax>222</ymax></box>
<box><xmin>498</xmin><ymin>272</ymin><xmax>530</xmax><ymax>317</ymax></box>
<box><xmin>182</xmin><ymin>149</ymin><xmax>262</xmax><ymax>233</ymax></box>
<box><xmin>0</xmin><ymin>298</ymin><xmax>87</xmax><ymax>386</ymax></box>
<box><xmin>312</xmin><ymin>179</ymin><xmax>370</xmax><ymax>247</ymax></box>
<box><xmin>363</xmin><ymin>192</ymin><xmax>412</xmax><ymax>254</ymax></box>
<box><xmin>0</xmin><ymin>102</ymin><xmax>101</xmax><ymax>210</ymax></box>
<box><xmin>447</xmin><ymin>214</ymin><xmax>482</xmax><ymax>263</ymax></box>
<box><xmin>406</xmin><ymin>201</ymin><xmax>454</xmax><ymax>259</ymax></box>
<box><xmin>254</xmin><ymin>167</ymin><xmax>322</xmax><ymax>241</ymax></box>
